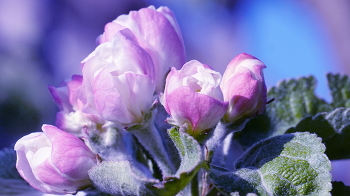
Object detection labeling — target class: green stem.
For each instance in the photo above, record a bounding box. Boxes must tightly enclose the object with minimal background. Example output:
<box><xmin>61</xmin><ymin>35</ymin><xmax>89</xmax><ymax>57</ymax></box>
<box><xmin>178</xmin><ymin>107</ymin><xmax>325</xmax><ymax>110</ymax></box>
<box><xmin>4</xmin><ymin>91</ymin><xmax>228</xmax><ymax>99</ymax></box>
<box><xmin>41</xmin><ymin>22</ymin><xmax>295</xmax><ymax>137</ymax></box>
<box><xmin>205</xmin><ymin>187</ymin><xmax>219</xmax><ymax>196</ymax></box>
<box><xmin>191</xmin><ymin>172</ymin><xmax>199</xmax><ymax>196</ymax></box>
<box><xmin>128</xmin><ymin>106</ymin><xmax>175</xmax><ymax>176</ymax></box>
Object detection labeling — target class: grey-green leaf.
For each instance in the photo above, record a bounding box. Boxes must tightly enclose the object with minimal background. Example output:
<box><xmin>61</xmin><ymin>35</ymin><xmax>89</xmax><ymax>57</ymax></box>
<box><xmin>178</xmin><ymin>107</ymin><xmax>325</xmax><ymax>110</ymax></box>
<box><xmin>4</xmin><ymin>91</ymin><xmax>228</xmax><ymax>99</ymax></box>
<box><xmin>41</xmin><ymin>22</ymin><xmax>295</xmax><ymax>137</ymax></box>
<box><xmin>154</xmin><ymin>127</ymin><xmax>203</xmax><ymax>195</ymax></box>
<box><xmin>327</xmin><ymin>73</ymin><xmax>350</xmax><ymax>108</ymax></box>
<box><xmin>88</xmin><ymin>127</ymin><xmax>202</xmax><ymax>196</ymax></box>
<box><xmin>331</xmin><ymin>181</ymin><xmax>350</xmax><ymax>195</ymax></box>
<box><xmin>0</xmin><ymin>148</ymin><xmax>41</xmax><ymax>195</ymax></box>
<box><xmin>210</xmin><ymin>132</ymin><xmax>332</xmax><ymax>196</ymax></box>
<box><xmin>287</xmin><ymin>108</ymin><xmax>350</xmax><ymax>160</ymax></box>
<box><xmin>237</xmin><ymin>76</ymin><xmax>332</xmax><ymax>149</ymax></box>
<box><xmin>88</xmin><ymin>160</ymin><xmax>159</xmax><ymax>196</ymax></box>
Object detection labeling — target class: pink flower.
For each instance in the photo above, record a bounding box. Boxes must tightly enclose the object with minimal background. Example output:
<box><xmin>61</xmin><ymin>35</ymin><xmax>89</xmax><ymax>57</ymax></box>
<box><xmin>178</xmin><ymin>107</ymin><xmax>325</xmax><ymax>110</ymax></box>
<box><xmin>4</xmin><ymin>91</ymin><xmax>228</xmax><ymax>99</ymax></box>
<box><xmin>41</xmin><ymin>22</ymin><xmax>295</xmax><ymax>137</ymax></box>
<box><xmin>48</xmin><ymin>75</ymin><xmax>103</xmax><ymax>136</ymax></box>
<box><xmin>14</xmin><ymin>125</ymin><xmax>97</xmax><ymax>194</ymax></box>
<box><xmin>97</xmin><ymin>6</ymin><xmax>186</xmax><ymax>92</ymax></box>
<box><xmin>161</xmin><ymin>60</ymin><xmax>228</xmax><ymax>137</ymax></box>
<box><xmin>78</xmin><ymin>29</ymin><xmax>155</xmax><ymax>126</ymax></box>
<box><xmin>220</xmin><ymin>53</ymin><xmax>267</xmax><ymax>122</ymax></box>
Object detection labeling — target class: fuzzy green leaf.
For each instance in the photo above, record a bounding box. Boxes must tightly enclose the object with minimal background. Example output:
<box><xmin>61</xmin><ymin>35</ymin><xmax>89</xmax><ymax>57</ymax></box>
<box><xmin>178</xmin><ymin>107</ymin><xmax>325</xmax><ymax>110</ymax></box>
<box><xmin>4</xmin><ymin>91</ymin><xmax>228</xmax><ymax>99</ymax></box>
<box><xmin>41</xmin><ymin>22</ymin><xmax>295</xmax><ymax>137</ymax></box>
<box><xmin>153</xmin><ymin>127</ymin><xmax>203</xmax><ymax>195</ymax></box>
<box><xmin>327</xmin><ymin>73</ymin><xmax>350</xmax><ymax>108</ymax></box>
<box><xmin>88</xmin><ymin>160</ymin><xmax>159</xmax><ymax>196</ymax></box>
<box><xmin>238</xmin><ymin>76</ymin><xmax>335</xmax><ymax>149</ymax></box>
<box><xmin>287</xmin><ymin>108</ymin><xmax>350</xmax><ymax>160</ymax></box>
<box><xmin>331</xmin><ymin>181</ymin><xmax>350</xmax><ymax>195</ymax></box>
<box><xmin>0</xmin><ymin>148</ymin><xmax>42</xmax><ymax>195</ymax></box>
<box><xmin>88</xmin><ymin>127</ymin><xmax>202</xmax><ymax>196</ymax></box>
<box><xmin>210</xmin><ymin>132</ymin><xmax>332</xmax><ymax>196</ymax></box>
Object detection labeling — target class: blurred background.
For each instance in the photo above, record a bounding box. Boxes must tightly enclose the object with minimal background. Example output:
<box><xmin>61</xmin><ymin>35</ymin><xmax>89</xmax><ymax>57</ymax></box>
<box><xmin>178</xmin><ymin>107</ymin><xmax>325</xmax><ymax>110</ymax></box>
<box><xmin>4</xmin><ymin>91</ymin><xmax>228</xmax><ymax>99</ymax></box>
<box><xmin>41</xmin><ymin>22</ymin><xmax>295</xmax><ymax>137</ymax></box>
<box><xmin>0</xmin><ymin>0</ymin><xmax>349</xmax><ymax>185</ymax></box>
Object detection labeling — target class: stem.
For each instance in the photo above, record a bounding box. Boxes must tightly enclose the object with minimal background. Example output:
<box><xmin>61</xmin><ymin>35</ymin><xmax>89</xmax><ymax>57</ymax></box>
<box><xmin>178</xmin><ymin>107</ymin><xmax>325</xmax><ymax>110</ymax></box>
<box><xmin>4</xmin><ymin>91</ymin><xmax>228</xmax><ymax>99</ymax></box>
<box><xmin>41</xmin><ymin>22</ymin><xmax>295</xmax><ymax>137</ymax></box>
<box><xmin>131</xmin><ymin>123</ymin><xmax>175</xmax><ymax>176</ymax></box>
<box><xmin>128</xmin><ymin>106</ymin><xmax>175</xmax><ymax>176</ymax></box>
<box><xmin>204</xmin><ymin>121</ymin><xmax>228</xmax><ymax>163</ymax></box>
<box><xmin>191</xmin><ymin>172</ymin><xmax>199</xmax><ymax>196</ymax></box>
<box><xmin>204</xmin><ymin>119</ymin><xmax>249</xmax><ymax>164</ymax></box>
<box><xmin>205</xmin><ymin>187</ymin><xmax>219</xmax><ymax>196</ymax></box>
<box><xmin>87</xmin><ymin>126</ymin><xmax>134</xmax><ymax>161</ymax></box>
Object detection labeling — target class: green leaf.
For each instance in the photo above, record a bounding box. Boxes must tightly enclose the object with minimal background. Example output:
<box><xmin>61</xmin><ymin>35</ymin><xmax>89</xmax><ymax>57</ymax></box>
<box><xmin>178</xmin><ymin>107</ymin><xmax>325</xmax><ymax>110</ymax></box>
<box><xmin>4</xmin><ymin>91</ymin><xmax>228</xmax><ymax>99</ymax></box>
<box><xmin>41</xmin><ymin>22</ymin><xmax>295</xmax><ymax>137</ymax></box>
<box><xmin>0</xmin><ymin>148</ymin><xmax>22</xmax><ymax>179</ymax></box>
<box><xmin>331</xmin><ymin>181</ymin><xmax>350</xmax><ymax>196</ymax></box>
<box><xmin>287</xmin><ymin>108</ymin><xmax>350</xmax><ymax>160</ymax></box>
<box><xmin>88</xmin><ymin>127</ymin><xmax>202</xmax><ymax>196</ymax></box>
<box><xmin>210</xmin><ymin>132</ymin><xmax>332</xmax><ymax>196</ymax></box>
<box><xmin>0</xmin><ymin>148</ymin><xmax>41</xmax><ymax>195</ymax></box>
<box><xmin>327</xmin><ymin>73</ymin><xmax>350</xmax><ymax>108</ymax></box>
<box><xmin>238</xmin><ymin>76</ymin><xmax>332</xmax><ymax>149</ymax></box>
<box><xmin>155</xmin><ymin>127</ymin><xmax>202</xmax><ymax>195</ymax></box>
<box><xmin>88</xmin><ymin>160</ymin><xmax>160</xmax><ymax>196</ymax></box>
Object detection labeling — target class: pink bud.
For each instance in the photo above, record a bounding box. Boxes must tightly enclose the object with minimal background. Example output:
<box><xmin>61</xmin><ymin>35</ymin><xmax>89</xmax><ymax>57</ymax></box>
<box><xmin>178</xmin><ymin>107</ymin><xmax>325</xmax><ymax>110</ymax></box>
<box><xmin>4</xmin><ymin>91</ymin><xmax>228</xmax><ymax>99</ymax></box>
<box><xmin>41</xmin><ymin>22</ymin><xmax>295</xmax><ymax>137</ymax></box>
<box><xmin>14</xmin><ymin>125</ymin><xmax>97</xmax><ymax>194</ymax></box>
<box><xmin>78</xmin><ymin>29</ymin><xmax>155</xmax><ymax>126</ymax></box>
<box><xmin>48</xmin><ymin>75</ymin><xmax>103</xmax><ymax>135</ymax></box>
<box><xmin>161</xmin><ymin>60</ymin><xmax>228</xmax><ymax>137</ymax></box>
<box><xmin>97</xmin><ymin>6</ymin><xmax>186</xmax><ymax>92</ymax></box>
<box><xmin>220</xmin><ymin>53</ymin><xmax>267</xmax><ymax>122</ymax></box>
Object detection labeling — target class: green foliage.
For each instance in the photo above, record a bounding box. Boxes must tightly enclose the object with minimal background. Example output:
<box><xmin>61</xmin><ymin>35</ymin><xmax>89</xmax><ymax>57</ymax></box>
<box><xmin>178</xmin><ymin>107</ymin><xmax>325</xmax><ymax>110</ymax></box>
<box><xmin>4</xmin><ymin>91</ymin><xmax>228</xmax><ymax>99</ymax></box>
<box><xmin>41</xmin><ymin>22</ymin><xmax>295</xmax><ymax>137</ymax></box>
<box><xmin>287</xmin><ymin>108</ymin><xmax>350</xmax><ymax>160</ymax></box>
<box><xmin>0</xmin><ymin>148</ymin><xmax>21</xmax><ymax>179</ymax></box>
<box><xmin>331</xmin><ymin>181</ymin><xmax>350</xmax><ymax>196</ymax></box>
<box><xmin>327</xmin><ymin>73</ymin><xmax>350</xmax><ymax>108</ymax></box>
<box><xmin>210</xmin><ymin>132</ymin><xmax>332</xmax><ymax>196</ymax></box>
<box><xmin>238</xmin><ymin>74</ymin><xmax>350</xmax><ymax>149</ymax></box>
<box><xmin>88</xmin><ymin>127</ymin><xmax>202</xmax><ymax>196</ymax></box>
<box><xmin>0</xmin><ymin>148</ymin><xmax>40</xmax><ymax>195</ymax></box>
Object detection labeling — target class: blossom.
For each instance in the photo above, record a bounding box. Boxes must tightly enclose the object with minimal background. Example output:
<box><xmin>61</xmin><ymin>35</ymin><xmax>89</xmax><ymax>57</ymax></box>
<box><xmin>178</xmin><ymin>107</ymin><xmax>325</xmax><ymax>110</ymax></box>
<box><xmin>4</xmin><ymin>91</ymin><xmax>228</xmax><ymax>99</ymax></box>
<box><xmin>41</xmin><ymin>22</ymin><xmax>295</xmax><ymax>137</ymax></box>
<box><xmin>14</xmin><ymin>124</ymin><xmax>97</xmax><ymax>194</ymax></box>
<box><xmin>97</xmin><ymin>6</ymin><xmax>186</xmax><ymax>92</ymax></box>
<box><xmin>48</xmin><ymin>75</ymin><xmax>103</xmax><ymax>136</ymax></box>
<box><xmin>220</xmin><ymin>53</ymin><xmax>267</xmax><ymax>122</ymax></box>
<box><xmin>78</xmin><ymin>28</ymin><xmax>155</xmax><ymax>126</ymax></box>
<box><xmin>161</xmin><ymin>60</ymin><xmax>228</xmax><ymax>137</ymax></box>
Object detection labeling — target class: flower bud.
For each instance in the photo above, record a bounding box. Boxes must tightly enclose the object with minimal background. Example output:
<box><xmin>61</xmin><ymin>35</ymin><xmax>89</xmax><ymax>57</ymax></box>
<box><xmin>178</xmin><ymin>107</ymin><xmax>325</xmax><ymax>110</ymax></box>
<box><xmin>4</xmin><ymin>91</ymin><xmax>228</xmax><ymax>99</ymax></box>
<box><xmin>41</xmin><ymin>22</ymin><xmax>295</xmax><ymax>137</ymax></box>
<box><xmin>220</xmin><ymin>53</ymin><xmax>267</xmax><ymax>123</ymax></box>
<box><xmin>97</xmin><ymin>6</ymin><xmax>186</xmax><ymax>92</ymax></box>
<box><xmin>161</xmin><ymin>60</ymin><xmax>228</xmax><ymax>138</ymax></box>
<box><xmin>14</xmin><ymin>125</ymin><xmax>97</xmax><ymax>194</ymax></box>
<box><xmin>78</xmin><ymin>29</ymin><xmax>155</xmax><ymax>126</ymax></box>
<box><xmin>48</xmin><ymin>75</ymin><xmax>103</xmax><ymax>136</ymax></box>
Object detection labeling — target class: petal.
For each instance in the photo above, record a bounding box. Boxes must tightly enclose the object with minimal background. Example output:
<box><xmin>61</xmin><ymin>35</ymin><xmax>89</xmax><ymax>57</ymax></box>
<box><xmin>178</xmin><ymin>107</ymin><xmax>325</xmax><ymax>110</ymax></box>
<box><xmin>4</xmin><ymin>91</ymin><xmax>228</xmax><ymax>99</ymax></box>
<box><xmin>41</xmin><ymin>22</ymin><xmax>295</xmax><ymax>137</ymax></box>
<box><xmin>224</xmin><ymin>70</ymin><xmax>261</xmax><ymax>120</ymax></box>
<box><xmin>92</xmin><ymin>66</ymin><xmax>134</xmax><ymax>124</ymax></box>
<box><xmin>166</xmin><ymin>86</ymin><xmax>228</xmax><ymax>132</ymax></box>
<box><xmin>42</xmin><ymin>125</ymin><xmax>96</xmax><ymax>180</ymax></box>
<box><xmin>48</xmin><ymin>85</ymin><xmax>70</xmax><ymax>111</ymax></box>
<box><xmin>221</xmin><ymin>53</ymin><xmax>266</xmax><ymax>93</ymax></box>
<box><xmin>112</xmin><ymin>72</ymin><xmax>155</xmax><ymax>124</ymax></box>
<box><xmin>110</xmin><ymin>29</ymin><xmax>155</xmax><ymax>78</ymax></box>
<box><xmin>14</xmin><ymin>133</ymin><xmax>52</xmax><ymax>193</ymax></box>
<box><xmin>98</xmin><ymin>22</ymin><xmax>126</xmax><ymax>44</ymax></box>
<box><xmin>67</xmin><ymin>75</ymin><xmax>83</xmax><ymax>108</ymax></box>
<box><xmin>113</xmin><ymin>7</ymin><xmax>185</xmax><ymax>92</ymax></box>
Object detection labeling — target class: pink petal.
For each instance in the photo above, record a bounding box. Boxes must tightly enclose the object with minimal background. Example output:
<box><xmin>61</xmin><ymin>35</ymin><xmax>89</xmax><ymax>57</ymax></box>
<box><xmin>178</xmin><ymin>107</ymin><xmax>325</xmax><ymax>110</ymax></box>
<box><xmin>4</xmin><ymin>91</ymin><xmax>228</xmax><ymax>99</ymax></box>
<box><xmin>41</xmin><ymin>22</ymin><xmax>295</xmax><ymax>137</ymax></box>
<box><xmin>42</xmin><ymin>125</ymin><xmax>96</xmax><ymax>180</ymax></box>
<box><xmin>114</xmin><ymin>7</ymin><xmax>185</xmax><ymax>92</ymax></box>
<box><xmin>166</xmin><ymin>86</ymin><xmax>228</xmax><ymax>131</ymax></box>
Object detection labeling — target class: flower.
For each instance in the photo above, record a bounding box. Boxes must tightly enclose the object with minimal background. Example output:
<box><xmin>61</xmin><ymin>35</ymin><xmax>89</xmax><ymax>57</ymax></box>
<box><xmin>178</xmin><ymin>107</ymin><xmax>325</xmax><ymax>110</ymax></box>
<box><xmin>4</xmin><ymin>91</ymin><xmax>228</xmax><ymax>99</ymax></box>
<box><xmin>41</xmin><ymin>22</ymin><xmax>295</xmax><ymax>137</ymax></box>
<box><xmin>97</xmin><ymin>6</ymin><xmax>186</xmax><ymax>92</ymax></box>
<box><xmin>14</xmin><ymin>124</ymin><xmax>97</xmax><ymax>194</ymax></box>
<box><xmin>48</xmin><ymin>75</ymin><xmax>103</xmax><ymax>136</ymax></box>
<box><xmin>78</xmin><ymin>28</ymin><xmax>155</xmax><ymax>126</ymax></box>
<box><xmin>220</xmin><ymin>53</ymin><xmax>267</xmax><ymax>123</ymax></box>
<box><xmin>161</xmin><ymin>60</ymin><xmax>228</xmax><ymax>137</ymax></box>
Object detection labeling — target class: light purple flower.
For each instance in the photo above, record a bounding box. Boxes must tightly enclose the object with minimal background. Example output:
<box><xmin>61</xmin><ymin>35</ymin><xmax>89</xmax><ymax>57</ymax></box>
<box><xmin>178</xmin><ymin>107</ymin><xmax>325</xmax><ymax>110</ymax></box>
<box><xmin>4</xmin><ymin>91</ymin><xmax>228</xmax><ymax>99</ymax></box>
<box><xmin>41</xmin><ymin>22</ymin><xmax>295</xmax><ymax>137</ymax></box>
<box><xmin>220</xmin><ymin>53</ymin><xmax>267</xmax><ymax>122</ymax></box>
<box><xmin>97</xmin><ymin>6</ymin><xmax>186</xmax><ymax>92</ymax></box>
<box><xmin>78</xmin><ymin>28</ymin><xmax>155</xmax><ymax>126</ymax></box>
<box><xmin>161</xmin><ymin>60</ymin><xmax>228</xmax><ymax>137</ymax></box>
<box><xmin>14</xmin><ymin>125</ymin><xmax>97</xmax><ymax>194</ymax></box>
<box><xmin>48</xmin><ymin>75</ymin><xmax>103</xmax><ymax>136</ymax></box>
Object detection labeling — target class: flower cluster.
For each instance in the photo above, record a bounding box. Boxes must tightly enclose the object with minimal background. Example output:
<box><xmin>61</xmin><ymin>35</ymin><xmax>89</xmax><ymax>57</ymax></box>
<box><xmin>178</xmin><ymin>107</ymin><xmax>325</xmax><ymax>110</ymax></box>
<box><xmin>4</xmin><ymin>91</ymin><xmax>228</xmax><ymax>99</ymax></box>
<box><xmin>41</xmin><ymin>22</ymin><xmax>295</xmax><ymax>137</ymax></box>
<box><xmin>14</xmin><ymin>6</ymin><xmax>267</xmax><ymax>194</ymax></box>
